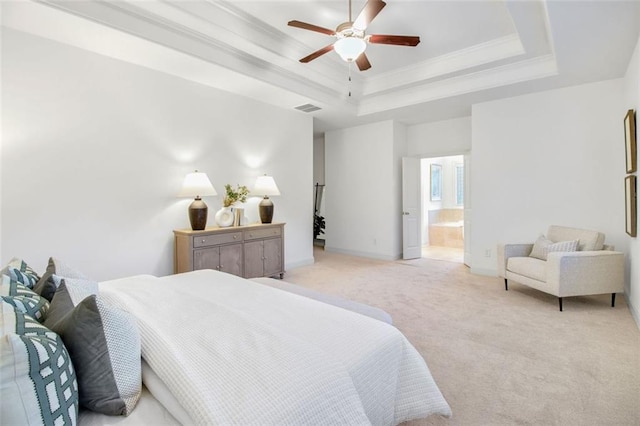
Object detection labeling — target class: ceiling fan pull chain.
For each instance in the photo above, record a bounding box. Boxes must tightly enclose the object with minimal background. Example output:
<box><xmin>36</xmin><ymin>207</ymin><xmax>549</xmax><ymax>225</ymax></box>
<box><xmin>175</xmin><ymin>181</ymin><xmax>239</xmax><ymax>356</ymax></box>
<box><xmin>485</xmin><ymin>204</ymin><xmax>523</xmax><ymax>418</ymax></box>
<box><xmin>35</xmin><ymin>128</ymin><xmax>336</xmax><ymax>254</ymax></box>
<box><xmin>348</xmin><ymin>62</ymin><xmax>352</xmax><ymax>97</ymax></box>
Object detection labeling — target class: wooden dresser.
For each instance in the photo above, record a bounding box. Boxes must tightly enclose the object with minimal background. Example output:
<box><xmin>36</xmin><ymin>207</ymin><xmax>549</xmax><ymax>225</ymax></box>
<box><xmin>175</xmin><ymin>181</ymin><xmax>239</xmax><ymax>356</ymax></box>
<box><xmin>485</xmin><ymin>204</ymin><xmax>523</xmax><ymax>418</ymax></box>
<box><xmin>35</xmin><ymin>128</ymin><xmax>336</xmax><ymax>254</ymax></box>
<box><xmin>173</xmin><ymin>223</ymin><xmax>285</xmax><ymax>279</ymax></box>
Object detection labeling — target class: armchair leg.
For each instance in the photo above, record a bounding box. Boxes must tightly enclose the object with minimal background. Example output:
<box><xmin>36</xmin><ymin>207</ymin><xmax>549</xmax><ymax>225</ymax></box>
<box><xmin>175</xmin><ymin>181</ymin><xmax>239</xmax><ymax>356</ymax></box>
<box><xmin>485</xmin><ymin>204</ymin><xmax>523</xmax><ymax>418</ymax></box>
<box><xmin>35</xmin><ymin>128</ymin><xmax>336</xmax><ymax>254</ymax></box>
<box><xmin>558</xmin><ymin>297</ymin><xmax>563</xmax><ymax>312</ymax></box>
<box><xmin>612</xmin><ymin>293</ymin><xmax>616</xmax><ymax>308</ymax></box>
<box><xmin>504</xmin><ymin>279</ymin><xmax>508</xmax><ymax>291</ymax></box>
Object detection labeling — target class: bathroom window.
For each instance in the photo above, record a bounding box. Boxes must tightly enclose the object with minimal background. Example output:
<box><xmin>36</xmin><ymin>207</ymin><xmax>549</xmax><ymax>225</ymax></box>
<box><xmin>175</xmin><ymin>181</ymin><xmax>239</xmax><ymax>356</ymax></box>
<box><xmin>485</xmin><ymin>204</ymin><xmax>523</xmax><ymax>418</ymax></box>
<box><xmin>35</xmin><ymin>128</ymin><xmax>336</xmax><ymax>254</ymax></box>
<box><xmin>455</xmin><ymin>164</ymin><xmax>464</xmax><ymax>206</ymax></box>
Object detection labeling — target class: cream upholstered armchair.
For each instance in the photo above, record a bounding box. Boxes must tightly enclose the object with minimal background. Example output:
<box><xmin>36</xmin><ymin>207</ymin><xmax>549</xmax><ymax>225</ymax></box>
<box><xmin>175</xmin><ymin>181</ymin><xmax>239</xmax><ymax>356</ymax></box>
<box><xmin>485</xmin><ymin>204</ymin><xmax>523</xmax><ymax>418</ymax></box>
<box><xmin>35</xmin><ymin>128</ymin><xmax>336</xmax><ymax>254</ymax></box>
<box><xmin>497</xmin><ymin>225</ymin><xmax>624</xmax><ymax>311</ymax></box>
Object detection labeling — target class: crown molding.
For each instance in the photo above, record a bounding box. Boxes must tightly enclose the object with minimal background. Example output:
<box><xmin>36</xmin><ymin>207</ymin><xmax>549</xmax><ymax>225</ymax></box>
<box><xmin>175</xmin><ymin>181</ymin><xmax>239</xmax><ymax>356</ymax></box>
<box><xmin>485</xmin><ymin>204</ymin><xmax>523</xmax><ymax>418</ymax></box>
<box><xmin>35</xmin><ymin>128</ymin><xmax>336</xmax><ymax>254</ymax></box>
<box><xmin>31</xmin><ymin>0</ymin><xmax>357</xmax><ymax>105</ymax></box>
<box><xmin>358</xmin><ymin>54</ymin><xmax>558</xmax><ymax>116</ymax></box>
<box><xmin>363</xmin><ymin>33</ymin><xmax>525</xmax><ymax>96</ymax></box>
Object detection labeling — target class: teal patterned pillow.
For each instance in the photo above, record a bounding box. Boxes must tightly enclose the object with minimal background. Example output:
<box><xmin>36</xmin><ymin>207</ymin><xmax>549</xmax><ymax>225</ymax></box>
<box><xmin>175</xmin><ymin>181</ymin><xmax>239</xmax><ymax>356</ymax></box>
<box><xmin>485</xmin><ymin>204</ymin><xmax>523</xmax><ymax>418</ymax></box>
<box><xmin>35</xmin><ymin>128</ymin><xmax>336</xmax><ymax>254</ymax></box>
<box><xmin>0</xmin><ymin>258</ymin><xmax>40</xmax><ymax>289</ymax></box>
<box><xmin>0</xmin><ymin>275</ymin><xmax>49</xmax><ymax>322</ymax></box>
<box><xmin>0</xmin><ymin>301</ymin><xmax>79</xmax><ymax>425</ymax></box>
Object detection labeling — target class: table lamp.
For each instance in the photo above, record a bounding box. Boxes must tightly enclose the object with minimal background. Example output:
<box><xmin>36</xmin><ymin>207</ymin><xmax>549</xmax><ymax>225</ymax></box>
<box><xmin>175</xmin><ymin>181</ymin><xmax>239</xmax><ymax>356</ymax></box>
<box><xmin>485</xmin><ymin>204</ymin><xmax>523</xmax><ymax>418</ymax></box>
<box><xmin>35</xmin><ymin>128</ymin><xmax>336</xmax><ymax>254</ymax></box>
<box><xmin>253</xmin><ymin>174</ymin><xmax>280</xmax><ymax>224</ymax></box>
<box><xmin>178</xmin><ymin>170</ymin><xmax>217</xmax><ymax>230</ymax></box>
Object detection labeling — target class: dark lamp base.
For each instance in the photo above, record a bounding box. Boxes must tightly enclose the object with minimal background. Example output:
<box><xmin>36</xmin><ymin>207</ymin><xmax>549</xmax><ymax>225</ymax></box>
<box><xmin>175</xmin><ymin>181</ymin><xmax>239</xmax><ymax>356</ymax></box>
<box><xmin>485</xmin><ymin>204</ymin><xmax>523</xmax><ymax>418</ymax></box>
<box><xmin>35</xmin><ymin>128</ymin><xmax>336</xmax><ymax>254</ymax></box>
<box><xmin>189</xmin><ymin>198</ymin><xmax>208</xmax><ymax>230</ymax></box>
<box><xmin>259</xmin><ymin>197</ymin><xmax>274</xmax><ymax>224</ymax></box>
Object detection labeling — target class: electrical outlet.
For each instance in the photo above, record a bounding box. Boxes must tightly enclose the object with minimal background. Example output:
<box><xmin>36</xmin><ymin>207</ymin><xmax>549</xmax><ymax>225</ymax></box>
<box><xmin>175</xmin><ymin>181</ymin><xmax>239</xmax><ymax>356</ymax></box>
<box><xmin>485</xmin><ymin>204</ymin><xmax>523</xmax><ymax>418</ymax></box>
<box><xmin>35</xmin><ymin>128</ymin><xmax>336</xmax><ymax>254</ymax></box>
<box><xmin>484</xmin><ymin>249</ymin><xmax>491</xmax><ymax>257</ymax></box>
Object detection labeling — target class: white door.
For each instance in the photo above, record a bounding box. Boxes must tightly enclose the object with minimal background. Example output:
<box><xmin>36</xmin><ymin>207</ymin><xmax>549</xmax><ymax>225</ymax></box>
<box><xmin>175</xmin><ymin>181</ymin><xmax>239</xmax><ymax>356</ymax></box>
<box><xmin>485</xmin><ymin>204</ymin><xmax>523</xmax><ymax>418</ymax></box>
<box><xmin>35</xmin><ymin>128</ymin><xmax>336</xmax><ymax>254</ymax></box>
<box><xmin>402</xmin><ymin>157</ymin><xmax>422</xmax><ymax>259</ymax></box>
<box><xmin>463</xmin><ymin>154</ymin><xmax>472</xmax><ymax>267</ymax></box>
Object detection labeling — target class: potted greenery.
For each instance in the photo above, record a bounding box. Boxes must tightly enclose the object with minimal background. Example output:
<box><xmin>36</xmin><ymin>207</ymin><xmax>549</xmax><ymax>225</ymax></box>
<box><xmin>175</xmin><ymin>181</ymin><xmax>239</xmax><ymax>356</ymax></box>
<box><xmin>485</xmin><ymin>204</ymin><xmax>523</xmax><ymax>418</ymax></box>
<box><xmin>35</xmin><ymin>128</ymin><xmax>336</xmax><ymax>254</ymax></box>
<box><xmin>222</xmin><ymin>184</ymin><xmax>249</xmax><ymax>207</ymax></box>
<box><xmin>216</xmin><ymin>184</ymin><xmax>250</xmax><ymax>227</ymax></box>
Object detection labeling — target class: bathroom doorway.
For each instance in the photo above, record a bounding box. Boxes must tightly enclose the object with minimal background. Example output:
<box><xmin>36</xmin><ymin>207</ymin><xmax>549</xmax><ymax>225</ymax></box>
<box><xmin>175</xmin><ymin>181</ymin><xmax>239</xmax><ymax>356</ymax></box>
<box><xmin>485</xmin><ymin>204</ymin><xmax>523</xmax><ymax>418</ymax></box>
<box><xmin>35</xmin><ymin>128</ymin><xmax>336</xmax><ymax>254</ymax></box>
<box><xmin>421</xmin><ymin>155</ymin><xmax>465</xmax><ymax>263</ymax></box>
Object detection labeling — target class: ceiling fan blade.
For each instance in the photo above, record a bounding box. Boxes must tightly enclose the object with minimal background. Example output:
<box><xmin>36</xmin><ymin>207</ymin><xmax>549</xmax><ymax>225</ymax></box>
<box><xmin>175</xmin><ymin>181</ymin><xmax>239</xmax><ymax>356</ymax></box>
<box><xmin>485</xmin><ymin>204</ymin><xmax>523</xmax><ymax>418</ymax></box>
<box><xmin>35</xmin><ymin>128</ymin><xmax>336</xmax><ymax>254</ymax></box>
<box><xmin>288</xmin><ymin>20</ymin><xmax>335</xmax><ymax>36</ymax></box>
<box><xmin>368</xmin><ymin>34</ymin><xmax>420</xmax><ymax>46</ymax></box>
<box><xmin>355</xmin><ymin>53</ymin><xmax>371</xmax><ymax>71</ymax></box>
<box><xmin>299</xmin><ymin>44</ymin><xmax>335</xmax><ymax>63</ymax></box>
<box><xmin>353</xmin><ymin>0</ymin><xmax>386</xmax><ymax>30</ymax></box>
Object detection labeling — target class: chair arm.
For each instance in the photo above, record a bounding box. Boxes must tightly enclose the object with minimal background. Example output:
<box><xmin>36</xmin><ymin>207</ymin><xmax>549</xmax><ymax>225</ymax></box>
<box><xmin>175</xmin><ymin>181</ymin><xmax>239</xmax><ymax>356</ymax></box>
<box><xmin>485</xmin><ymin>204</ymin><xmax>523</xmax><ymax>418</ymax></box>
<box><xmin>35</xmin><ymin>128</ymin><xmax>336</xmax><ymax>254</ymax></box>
<box><xmin>546</xmin><ymin>251</ymin><xmax>625</xmax><ymax>297</ymax></box>
<box><xmin>497</xmin><ymin>243</ymin><xmax>533</xmax><ymax>277</ymax></box>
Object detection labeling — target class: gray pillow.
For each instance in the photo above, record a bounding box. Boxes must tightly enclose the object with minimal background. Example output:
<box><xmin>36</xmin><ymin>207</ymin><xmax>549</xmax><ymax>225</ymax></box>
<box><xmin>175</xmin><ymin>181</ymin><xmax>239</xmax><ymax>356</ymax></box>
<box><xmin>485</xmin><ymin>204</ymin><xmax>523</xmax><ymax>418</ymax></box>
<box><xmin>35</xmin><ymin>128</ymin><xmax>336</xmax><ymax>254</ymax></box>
<box><xmin>49</xmin><ymin>295</ymin><xmax>141</xmax><ymax>416</ymax></box>
<box><xmin>44</xmin><ymin>277</ymin><xmax>99</xmax><ymax>329</ymax></box>
<box><xmin>34</xmin><ymin>258</ymin><xmax>90</xmax><ymax>302</ymax></box>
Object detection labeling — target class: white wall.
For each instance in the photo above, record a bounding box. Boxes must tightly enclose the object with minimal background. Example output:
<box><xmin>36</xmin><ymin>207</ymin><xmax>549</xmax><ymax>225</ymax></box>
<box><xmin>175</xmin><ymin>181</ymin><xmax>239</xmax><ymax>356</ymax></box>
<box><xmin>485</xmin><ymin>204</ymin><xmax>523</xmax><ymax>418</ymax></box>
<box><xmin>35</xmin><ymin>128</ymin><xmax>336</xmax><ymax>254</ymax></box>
<box><xmin>407</xmin><ymin>116</ymin><xmax>472</xmax><ymax>157</ymax></box>
<box><xmin>471</xmin><ymin>79</ymin><xmax>626</xmax><ymax>275</ymax></box>
<box><xmin>1</xmin><ymin>28</ymin><xmax>314</xmax><ymax>280</ymax></box>
<box><xmin>324</xmin><ymin>120</ymin><xmax>406</xmax><ymax>260</ymax></box>
<box><xmin>623</xmin><ymin>34</ymin><xmax>640</xmax><ymax>326</ymax></box>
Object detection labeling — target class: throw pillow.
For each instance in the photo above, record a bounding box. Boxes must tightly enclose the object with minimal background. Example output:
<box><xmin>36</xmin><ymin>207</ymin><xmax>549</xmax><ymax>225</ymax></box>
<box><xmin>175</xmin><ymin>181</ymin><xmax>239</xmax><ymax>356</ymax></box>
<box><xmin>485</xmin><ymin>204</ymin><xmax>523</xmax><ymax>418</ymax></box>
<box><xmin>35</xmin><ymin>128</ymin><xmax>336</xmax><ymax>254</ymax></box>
<box><xmin>529</xmin><ymin>234</ymin><xmax>553</xmax><ymax>260</ymax></box>
<box><xmin>44</xmin><ymin>277</ymin><xmax>99</xmax><ymax>329</ymax></box>
<box><xmin>0</xmin><ymin>301</ymin><xmax>79</xmax><ymax>426</ymax></box>
<box><xmin>34</xmin><ymin>258</ymin><xmax>90</xmax><ymax>302</ymax></box>
<box><xmin>544</xmin><ymin>239</ymin><xmax>579</xmax><ymax>258</ymax></box>
<box><xmin>49</xmin><ymin>295</ymin><xmax>141</xmax><ymax>416</ymax></box>
<box><xmin>0</xmin><ymin>275</ymin><xmax>49</xmax><ymax>322</ymax></box>
<box><xmin>0</xmin><ymin>258</ymin><xmax>40</xmax><ymax>289</ymax></box>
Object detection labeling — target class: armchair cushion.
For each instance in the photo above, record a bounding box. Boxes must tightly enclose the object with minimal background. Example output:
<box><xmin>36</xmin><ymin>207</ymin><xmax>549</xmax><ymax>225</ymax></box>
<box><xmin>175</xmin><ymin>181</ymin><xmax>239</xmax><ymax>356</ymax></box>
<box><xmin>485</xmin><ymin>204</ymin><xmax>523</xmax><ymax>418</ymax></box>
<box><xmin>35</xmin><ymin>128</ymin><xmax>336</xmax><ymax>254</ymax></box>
<box><xmin>547</xmin><ymin>225</ymin><xmax>604</xmax><ymax>251</ymax></box>
<box><xmin>507</xmin><ymin>257</ymin><xmax>546</xmax><ymax>282</ymax></box>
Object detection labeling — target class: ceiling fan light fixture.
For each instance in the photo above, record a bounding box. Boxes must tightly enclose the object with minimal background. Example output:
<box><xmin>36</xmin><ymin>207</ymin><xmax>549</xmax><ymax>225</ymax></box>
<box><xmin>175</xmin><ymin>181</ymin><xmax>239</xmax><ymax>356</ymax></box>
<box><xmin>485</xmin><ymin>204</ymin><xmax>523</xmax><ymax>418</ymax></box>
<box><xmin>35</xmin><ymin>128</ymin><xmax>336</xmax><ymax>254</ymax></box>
<box><xmin>334</xmin><ymin>37</ymin><xmax>366</xmax><ymax>62</ymax></box>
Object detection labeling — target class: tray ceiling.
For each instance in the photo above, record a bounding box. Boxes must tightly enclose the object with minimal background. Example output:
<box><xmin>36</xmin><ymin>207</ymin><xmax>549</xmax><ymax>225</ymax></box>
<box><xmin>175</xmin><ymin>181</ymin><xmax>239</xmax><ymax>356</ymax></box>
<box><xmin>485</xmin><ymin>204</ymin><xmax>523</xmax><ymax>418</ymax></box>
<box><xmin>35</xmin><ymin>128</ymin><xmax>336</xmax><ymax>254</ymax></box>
<box><xmin>2</xmin><ymin>1</ymin><xmax>639</xmax><ymax>133</ymax></box>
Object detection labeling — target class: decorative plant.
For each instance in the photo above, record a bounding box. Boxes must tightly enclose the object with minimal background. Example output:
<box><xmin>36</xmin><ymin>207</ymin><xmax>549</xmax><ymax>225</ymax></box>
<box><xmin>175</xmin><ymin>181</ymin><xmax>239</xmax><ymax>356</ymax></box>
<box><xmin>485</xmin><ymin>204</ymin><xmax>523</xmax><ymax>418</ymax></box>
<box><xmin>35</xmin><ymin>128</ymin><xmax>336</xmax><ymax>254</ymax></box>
<box><xmin>223</xmin><ymin>184</ymin><xmax>249</xmax><ymax>207</ymax></box>
<box><xmin>314</xmin><ymin>212</ymin><xmax>325</xmax><ymax>239</ymax></box>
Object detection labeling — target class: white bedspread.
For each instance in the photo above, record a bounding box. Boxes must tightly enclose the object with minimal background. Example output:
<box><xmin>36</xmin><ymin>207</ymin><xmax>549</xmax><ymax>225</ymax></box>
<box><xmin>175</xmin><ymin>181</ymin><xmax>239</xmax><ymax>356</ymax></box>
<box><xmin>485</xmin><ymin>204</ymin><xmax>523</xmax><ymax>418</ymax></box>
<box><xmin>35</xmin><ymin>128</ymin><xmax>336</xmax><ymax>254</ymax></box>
<box><xmin>100</xmin><ymin>270</ymin><xmax>451</xmax><ymax>425</ymax></box>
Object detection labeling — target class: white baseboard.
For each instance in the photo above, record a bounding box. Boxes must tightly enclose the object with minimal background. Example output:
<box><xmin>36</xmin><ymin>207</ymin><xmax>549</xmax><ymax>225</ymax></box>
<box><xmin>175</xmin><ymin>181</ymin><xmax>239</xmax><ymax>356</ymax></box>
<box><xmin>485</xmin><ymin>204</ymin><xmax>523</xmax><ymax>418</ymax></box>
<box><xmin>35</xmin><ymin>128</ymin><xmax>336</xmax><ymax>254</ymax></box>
<box><xmin>285</xmin><ymin>257</ymin><xmax>314</xmax><ymax>271</ymax></box>
<box><xmin>324</xmin><ymin>246</ymin><xmax>401</xmax><ymax>261</ymax></box>
<box><xmin>470</xmin><ymin>267</ymin><xmax>498</xmax><ymax>277</ymax></box>
<box><xmin>625</xmin><ymin>294</ymin><xmax>640</xmax><ymax>330</ymax></box>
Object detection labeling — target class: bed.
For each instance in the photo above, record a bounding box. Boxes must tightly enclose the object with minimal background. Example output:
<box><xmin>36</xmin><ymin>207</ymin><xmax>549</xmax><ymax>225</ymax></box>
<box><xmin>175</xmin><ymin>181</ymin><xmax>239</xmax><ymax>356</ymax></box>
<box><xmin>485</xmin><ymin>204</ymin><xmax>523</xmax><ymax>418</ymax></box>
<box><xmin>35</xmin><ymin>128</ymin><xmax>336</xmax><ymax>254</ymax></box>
<box><xmin>2</xmin><ymin>261</ymin><xmax>451</xmax><ymax>425</ymax></box>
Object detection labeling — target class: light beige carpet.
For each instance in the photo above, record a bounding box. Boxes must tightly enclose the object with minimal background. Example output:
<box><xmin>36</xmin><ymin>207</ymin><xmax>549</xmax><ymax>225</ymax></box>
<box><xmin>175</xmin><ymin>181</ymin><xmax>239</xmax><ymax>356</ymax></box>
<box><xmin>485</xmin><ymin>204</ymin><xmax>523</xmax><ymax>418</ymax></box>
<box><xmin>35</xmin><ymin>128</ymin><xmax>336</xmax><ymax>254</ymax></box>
<box><xmin>284</xmin><ymin>248</ymin><xmax>640</xmax><ymax>426</ymax></box>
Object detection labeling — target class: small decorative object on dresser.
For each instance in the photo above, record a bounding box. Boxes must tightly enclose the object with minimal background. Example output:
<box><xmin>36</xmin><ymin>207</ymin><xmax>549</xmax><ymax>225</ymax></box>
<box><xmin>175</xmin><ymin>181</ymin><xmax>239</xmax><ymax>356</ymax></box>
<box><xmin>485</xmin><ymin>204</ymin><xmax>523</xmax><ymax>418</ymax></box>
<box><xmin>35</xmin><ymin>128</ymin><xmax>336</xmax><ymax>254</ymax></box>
<box><xmin>174</xmin><ymin>223</ymin><xmax>285</xmax><ymax>278</ymax></box>
<box><xmin>253</xmin><ymin>175</ymin><xmax>280</xmax><ymax>224</ymax></box>
<box><xmin>215</xmin><ymin>184</ymin><xmax>249</xmax><ymax>227</ymax></box>
<box><xmin>178</xmin><ymin>171</ymin><xmax>217</xmax><ymax>231</ymax></box>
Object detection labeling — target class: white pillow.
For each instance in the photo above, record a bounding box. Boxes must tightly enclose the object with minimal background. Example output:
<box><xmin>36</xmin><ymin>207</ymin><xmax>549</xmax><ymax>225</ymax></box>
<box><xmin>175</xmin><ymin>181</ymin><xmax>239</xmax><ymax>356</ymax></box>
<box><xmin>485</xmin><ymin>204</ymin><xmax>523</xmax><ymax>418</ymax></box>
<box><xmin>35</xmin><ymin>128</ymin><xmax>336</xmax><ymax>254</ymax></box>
<box><xmin>544</xmin><ymin>239</ymin><xmax>579</xmax><ymax>259</ymax></box>
<box><xmin>529</xmin><ymin>234</ymin><xmax>553</xmax><ymax>260</ymax></box>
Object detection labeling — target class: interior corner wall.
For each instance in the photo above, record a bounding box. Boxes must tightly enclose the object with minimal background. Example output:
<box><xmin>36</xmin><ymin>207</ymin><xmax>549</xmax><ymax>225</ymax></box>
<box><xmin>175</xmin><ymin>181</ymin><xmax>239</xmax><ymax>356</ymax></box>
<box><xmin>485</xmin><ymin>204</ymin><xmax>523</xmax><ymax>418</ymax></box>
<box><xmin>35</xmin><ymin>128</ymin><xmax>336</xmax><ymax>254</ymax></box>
<box><xmin>623</xmin><ymin>33</ymin><xmax>640</xmax><ymax>327</ymax></box>
<box><xmin>1</xmin><ymin>28</ymin><xmax>314</xmax><ymax>280</ymax></box>
<box><xmin>324</xmin><ymin>120</ymin><xmax>405</xmax><ymax>260</ymax></box>
<box><xmin>471</xmin><ymin>78</ymin><xmax>626</xmax><ymax>276</ymax></box>
<box><xmin>313</xmin><ymin>134</ymin><xmax>325</xmax><ymax>186</ymax></box>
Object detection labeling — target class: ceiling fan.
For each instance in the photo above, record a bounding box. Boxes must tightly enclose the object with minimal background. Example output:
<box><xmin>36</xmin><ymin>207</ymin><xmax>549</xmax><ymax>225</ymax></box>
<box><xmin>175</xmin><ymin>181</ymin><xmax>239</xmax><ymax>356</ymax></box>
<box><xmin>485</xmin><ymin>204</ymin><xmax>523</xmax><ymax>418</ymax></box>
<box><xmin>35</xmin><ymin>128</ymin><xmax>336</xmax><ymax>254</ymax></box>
<box><xmin>288</xmin><ymin>0</ymin><xmax>420</xmax><ymax>71</ymax></box>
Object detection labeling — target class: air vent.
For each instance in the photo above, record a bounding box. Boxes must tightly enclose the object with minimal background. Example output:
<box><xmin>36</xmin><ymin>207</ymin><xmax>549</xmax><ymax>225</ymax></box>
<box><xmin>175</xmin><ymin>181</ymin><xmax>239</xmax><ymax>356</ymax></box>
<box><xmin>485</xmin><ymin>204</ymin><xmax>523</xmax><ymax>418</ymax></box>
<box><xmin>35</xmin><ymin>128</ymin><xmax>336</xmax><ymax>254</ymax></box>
<box><xmin>294</xmin><ymin>103</ymin><xmax>322</xmax><ymax>113</ymax></box>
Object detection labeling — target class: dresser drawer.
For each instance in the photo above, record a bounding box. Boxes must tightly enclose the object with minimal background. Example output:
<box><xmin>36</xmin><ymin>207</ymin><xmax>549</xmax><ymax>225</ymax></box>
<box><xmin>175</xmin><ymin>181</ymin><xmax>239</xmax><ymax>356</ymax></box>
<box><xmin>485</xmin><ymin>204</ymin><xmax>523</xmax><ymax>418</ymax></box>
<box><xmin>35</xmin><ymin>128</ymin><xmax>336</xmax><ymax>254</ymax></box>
<box><xmin>244</xmin><ymin>226</ymin><xmax>282</xmax><ymax>240</ymax></box>
<box><xmin>193</xmin><ymin>232</ymin><xmax>242</xmax><ymax>247</ymax></box>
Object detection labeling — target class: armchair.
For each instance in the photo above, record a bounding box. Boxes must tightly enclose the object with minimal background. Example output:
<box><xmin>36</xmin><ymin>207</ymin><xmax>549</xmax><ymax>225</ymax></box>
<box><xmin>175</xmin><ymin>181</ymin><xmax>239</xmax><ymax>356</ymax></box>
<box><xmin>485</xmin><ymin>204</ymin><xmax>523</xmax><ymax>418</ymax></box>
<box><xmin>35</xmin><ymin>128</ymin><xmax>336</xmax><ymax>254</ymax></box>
<box><xmin>497</xmin><ymin>225</ymin><xmax>624</xmax><ymax>311</ymax></box>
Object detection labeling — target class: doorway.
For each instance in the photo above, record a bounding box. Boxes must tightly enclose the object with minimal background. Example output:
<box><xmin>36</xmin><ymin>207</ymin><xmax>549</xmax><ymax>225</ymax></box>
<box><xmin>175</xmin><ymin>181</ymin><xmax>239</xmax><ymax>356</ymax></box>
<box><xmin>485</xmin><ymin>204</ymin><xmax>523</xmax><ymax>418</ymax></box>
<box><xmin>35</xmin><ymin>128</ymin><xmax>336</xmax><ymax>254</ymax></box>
<box><xmin>421</xmin><ymin>155</ymin><xmax>464</xmax><ymax>263</ymax></box>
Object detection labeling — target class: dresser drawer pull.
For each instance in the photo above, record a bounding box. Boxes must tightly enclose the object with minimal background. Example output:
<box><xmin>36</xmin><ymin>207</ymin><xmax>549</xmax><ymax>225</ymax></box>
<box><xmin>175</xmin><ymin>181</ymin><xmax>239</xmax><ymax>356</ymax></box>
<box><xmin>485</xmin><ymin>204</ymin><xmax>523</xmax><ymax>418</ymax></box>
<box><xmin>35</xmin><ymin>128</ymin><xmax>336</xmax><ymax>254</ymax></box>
<box><xmin>233</xmin><ymin>235</ymin><xmax>237</xmax><ymax>239</ymax></box>
<box><xmin>202</xmin><ymin>239</ymin><xmax>206</xmax><ymax>243</ymax></box>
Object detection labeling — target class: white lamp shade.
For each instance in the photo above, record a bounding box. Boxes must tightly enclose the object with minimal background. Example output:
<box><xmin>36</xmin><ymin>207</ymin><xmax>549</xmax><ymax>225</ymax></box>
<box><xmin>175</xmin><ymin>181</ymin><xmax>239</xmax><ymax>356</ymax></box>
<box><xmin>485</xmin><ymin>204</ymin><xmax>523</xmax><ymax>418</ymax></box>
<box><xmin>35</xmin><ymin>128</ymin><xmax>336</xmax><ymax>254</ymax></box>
<box><xmin>253</xmin><ymin>175</ymin><xmax>280</xmax><ymax>196</ymax></box>
<box><xmin>178</xmin><ymin>171</ymin><xmax>217</xmax><ymax>197</ymax></box>
<box><xmin>334</xmin><ymin>37</ymin><xmax>366</xmax><ymax>62</ymax></box>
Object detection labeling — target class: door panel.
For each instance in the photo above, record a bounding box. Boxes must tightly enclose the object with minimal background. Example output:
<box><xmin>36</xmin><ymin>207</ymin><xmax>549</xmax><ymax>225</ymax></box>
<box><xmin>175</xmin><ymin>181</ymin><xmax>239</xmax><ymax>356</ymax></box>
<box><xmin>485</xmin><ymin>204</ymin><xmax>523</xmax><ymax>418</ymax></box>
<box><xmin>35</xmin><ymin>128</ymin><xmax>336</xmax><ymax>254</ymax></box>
<box><xmin>402</xmin><ymin>157</ymin><xmax>422</xmax><ymax>260</ymax></box>
<box><xmin>220</xmin><ymin>243</ymin><xmax>243</xmax><ymax>277</ymax></box>
<box><xmin>244</xmin><ymin>240</ymin><xmax>264</xmax><ymax>278</ymax></box>
<box><xmin>193</xmin><ymin>247</ymin><xmax>220</xmax><ymax>270</ymax></box>
<box><xmin>263</xmin><ymin>238</ymin><xmax>283</xmax><ymax>277</ymax></box>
